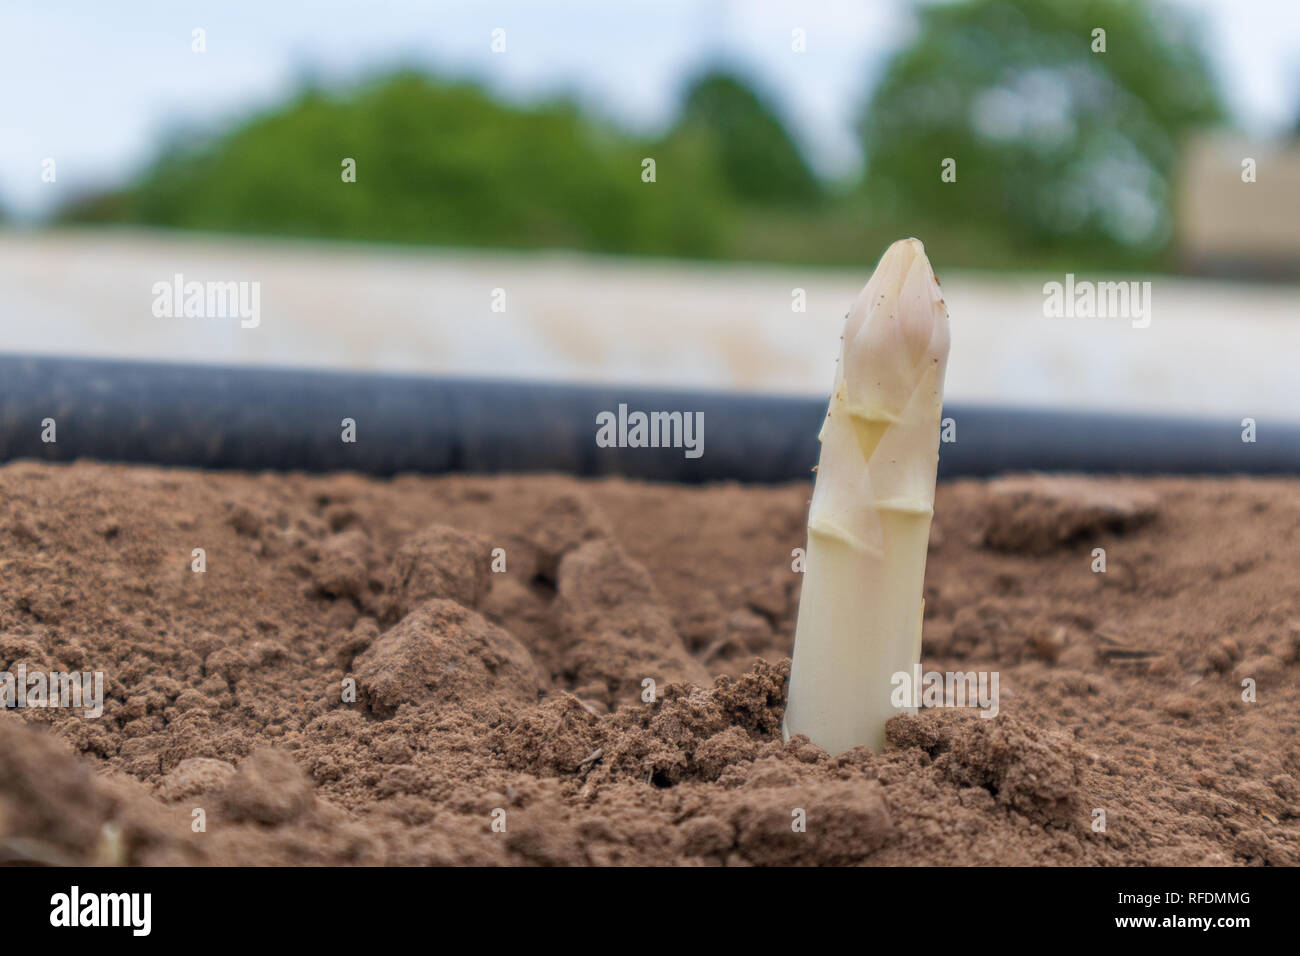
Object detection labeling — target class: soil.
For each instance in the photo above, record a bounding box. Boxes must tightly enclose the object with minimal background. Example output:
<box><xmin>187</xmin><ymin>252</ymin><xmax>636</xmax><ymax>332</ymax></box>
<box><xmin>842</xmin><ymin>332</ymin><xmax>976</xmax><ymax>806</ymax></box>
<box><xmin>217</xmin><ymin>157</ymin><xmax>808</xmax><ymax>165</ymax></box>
<box><xmin>1</xmin><ymin>461</ymin><xmax>1297</xmax><ymax>866</ymax></box>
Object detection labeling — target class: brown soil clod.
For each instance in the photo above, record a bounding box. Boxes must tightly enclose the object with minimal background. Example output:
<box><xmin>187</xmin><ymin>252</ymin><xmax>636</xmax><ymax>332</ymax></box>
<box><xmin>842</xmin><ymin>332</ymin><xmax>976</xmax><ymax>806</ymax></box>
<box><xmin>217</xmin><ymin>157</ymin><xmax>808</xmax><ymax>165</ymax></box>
<box><xmin>354</xmin><ymin>599</ymin><xmax>543</xmax><ymax>717</ymax></box>
<box><xmin>982</xmin><ymin>475</ymin><xmax>1158</xmax><ymax>554</ymax></box>
<box><xmin>379</xmin><ymin>524</ymin><xmax>493</xmax><ymax>622</ymax></box>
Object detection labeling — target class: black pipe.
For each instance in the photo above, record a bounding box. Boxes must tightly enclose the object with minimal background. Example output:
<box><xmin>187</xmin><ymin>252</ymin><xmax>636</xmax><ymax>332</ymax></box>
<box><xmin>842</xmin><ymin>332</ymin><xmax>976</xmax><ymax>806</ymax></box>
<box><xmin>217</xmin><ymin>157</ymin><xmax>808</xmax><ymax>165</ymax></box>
<box><xmin>0</xmin><ymin>354</ymin><xmax>1294</xmax><ymax>482</ymax></box>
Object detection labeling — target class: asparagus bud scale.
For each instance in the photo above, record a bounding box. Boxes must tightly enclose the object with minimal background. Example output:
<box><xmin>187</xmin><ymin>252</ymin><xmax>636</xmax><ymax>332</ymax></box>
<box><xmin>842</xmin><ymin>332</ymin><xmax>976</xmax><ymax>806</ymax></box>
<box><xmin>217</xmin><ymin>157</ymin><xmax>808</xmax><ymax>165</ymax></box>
<box><xmin>783</xmin><ymin>238</ymin><xmax>951</xmax><ymax>755</ymax></box>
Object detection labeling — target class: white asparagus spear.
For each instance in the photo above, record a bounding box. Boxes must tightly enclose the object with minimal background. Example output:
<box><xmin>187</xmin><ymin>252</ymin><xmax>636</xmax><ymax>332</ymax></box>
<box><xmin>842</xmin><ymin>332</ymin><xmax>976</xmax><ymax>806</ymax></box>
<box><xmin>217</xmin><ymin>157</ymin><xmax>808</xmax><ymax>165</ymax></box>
<box><xmin>783</xmin><ymin>238</ymin><xmax>951</xmax><ymax>755</ymax></box>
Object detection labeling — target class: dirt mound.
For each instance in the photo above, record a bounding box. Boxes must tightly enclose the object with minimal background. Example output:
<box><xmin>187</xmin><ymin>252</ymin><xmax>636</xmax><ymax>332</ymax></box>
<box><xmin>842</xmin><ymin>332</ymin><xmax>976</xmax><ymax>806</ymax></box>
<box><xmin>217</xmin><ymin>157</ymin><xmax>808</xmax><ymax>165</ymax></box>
<box><xmin>355</xmin><ymin>599</ymin><xmax>542</xmax><ymax>717</ymax></box>
<box><xmin>981</xmin><ymin>475</ymin><xmax>1157</xmax><ymax>553</ymax></box>
<box><xmin>380</xmin><ymin>524</ymin><xmax>493</xmax><ymax>622</ymax></box>
<box><xmin>888</xmin><ymin>710</ymin><xmax>1084</xmax><ymax>827</ymax></box>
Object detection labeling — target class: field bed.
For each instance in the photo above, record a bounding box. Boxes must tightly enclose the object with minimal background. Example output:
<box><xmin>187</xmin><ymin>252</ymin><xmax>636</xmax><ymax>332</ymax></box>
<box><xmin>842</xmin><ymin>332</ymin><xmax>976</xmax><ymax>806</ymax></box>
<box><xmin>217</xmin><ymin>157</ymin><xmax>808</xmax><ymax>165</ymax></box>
<box><xmin>2</xmin><ymin>461</ymin><xmax>1296</xmax><ymax>865</ymax></box>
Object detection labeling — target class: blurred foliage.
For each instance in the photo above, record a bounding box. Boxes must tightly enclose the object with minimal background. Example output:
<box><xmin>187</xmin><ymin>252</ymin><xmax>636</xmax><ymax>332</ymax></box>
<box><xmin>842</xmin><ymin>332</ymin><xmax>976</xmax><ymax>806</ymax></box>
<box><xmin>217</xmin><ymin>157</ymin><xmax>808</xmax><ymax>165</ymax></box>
<box><xmin>62</xmin><ymin>0</ymin><xmax>1227</xmax><ymax>271</ymax></box>
<box><xmin>671</xmin><ymin>70</ymin><xmax>821</xmax><ymax>204</ymax></box>
<box><xmin>66</xmin><ymin>72</ymin><xmax>736</xmax><ymax>257</ymax></box>
<box><xmin>860</xmin><ymin>0</ymin><xmax>1224</xmax><ymax>267</ymax></box>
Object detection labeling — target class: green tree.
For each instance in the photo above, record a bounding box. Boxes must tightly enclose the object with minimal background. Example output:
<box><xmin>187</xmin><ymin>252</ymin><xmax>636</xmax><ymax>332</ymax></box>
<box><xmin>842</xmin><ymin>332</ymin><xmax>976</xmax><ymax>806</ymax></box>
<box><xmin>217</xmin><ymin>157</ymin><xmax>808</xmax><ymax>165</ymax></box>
<box><xmin>65</xmin><ymin>72</ymin><xmax>734</xmax><ymax>257</ymax></box>
<box><xmin>672</xmin><ymin>70</ymin><xmax>820</xmax><ymax>204</ymax></box>
<box><xmin>859</xmin><ymin>0</ymin><xmax>1224</xmax><ymax>260</ymax></box>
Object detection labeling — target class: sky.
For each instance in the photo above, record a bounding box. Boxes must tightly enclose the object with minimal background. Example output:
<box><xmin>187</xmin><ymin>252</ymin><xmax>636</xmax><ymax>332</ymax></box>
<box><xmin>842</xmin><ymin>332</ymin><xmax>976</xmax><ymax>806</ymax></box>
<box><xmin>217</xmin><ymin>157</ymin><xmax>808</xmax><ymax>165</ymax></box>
<box><xmin>0</xmin><ymin>0</ymin><xmax>1296</xmax><ymax>219</ymax></box>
